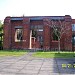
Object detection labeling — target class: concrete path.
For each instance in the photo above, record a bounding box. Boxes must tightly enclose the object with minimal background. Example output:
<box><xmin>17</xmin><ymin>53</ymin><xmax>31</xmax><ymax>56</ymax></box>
<box><xmin>0</xmin><ymin>52</ymin><xmax>75</xmax><ymax>75</ymax></box>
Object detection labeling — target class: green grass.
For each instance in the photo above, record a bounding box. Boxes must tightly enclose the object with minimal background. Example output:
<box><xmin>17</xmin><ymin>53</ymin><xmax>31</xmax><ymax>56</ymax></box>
<box><xmin>33</xmin><ymin>52</ymin><xmax>75</xmax><ymax>58</ymax></box>
<box><xmin>0</xmin><ymin>50</ymin><xmax>27</xmax><ymax>56</ymax></box>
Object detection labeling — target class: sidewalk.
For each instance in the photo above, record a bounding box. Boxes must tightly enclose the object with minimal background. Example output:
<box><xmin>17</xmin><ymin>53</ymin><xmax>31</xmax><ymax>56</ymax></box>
<box><xmin>0</xmin><ymin>52</ymin><xmax>75</xmax><ymax>75</ymax></box>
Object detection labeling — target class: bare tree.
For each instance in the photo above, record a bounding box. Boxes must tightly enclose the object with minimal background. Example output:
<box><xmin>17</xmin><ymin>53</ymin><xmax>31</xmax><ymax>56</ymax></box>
<box><xmin>44</xmin><ymin>18</ymin><xmax>71</xmax><ymax>53</ymax></box>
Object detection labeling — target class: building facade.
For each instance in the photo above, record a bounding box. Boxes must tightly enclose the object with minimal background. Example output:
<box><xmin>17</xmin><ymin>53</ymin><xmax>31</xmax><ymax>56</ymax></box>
<box><xmin>3</xmin><ymin>15</ymin><xmax>75</xmax><ymax>51</ymax></box>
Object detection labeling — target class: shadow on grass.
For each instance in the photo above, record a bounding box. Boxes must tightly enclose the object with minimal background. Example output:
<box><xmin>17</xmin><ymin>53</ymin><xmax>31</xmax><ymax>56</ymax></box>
<box><xmin>54</xmin><ymin>52</ymin><xmax>75</xmax><ymax>58</ymax></box>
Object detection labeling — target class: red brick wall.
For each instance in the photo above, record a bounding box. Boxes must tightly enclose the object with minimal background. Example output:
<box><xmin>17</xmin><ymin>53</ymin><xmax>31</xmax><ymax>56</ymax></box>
<box><xmin>64</xmin><ymin>16</ymin><xmax>72</xmax><ymax>51</ymax></box>
<box><xmin>43</xmin><ymin>20</ymin><xmax>50</xmax><ymax>49</ymax></box>
<box><xmin>3</xmin><ymin>16</ymin><xmax>73</xmax><ymax>51</ymax></box>
<box><xmin>11</xmin><ymin>20</ymin><xmax>23</xmax><ymax>49</ymax></box>
<box><xmin>51</xmin><ymin>41</ymin><xmax>59</xmax><ymax>50</ymax></box>
<box><xmin>10</xmin><ymin>18</ymin><xmax>30</xmax><ymax>49</ymax></box>
<box><xmin>3</xmin><ymin>17</ymin><xmax>11</xmax><ymax>49</ymax></box>
<box><xmin>22</xmin><ymin>18</ymin><xmax>30</xmax><ymax>49</ymax></box>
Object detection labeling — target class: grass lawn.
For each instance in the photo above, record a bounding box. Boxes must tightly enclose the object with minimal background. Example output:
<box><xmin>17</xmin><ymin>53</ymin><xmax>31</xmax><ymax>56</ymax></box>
<box><xmin>0</xmin><ymin>50</ymin><xmax>27</xmax><ymax>56</ymax></box>
<box><xmin>33</xmin><ymin>52</ymin><xmax>75</xmax><ymax>58</ymax></box>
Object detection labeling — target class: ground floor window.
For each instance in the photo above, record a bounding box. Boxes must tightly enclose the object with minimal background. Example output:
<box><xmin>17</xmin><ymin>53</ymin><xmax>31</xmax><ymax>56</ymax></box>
<box><xmin>72</xmin><ymin>35</ymin><xmax>75</xmax><ymax>45</ymax></box>
<box><xmin>52</xmin><ymin>32</ymin><xmax>58</xmax><ymax>41</ymax></box>
<box><xmin>15</xmin><ymin>29</ymin><xmax>23</xmax><ymax>42</ymax></box>
<box><xmin>37</xmin><ymin>36</ymin><xmax>43</xmax><ymax>42</ymax></box>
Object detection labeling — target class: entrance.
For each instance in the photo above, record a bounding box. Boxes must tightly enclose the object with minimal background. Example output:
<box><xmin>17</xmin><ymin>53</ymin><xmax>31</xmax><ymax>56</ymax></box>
<box><xmin>29</xmin><ymin>30</ymin><xmax>43</xmax><ymax>49</ymax></box>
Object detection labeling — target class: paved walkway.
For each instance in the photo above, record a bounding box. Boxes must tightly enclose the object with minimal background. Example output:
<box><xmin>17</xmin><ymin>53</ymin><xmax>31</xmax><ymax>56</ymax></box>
<box><xmin>0</xmin><ymin>52</ymin><xmax>75</xmax><ymax>75</ymax></box>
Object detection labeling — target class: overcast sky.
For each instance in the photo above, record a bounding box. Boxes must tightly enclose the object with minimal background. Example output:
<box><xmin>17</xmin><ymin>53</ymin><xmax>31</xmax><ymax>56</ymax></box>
<box><xmin>0</xmin><ymin>0</ymin><xmax>75</xmax><ymax>21</ymax></box>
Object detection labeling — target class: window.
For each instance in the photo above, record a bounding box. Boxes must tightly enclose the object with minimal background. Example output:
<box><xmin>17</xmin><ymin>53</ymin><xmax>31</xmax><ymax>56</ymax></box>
<box><xmin>37</xmin><ymin>35</ymin><xmax>43</xmax><ymax>48</ymax></box>
<box><xmin>72</xmin><ymin>35</ymin><xmax>75</xmax><ymax>45</ymax></box>
<box><xmin>37</xmin><ymin>29</ymin><xmax>43</xmax><ymax>31</ymax></box>
<box><xmin>72</xmin><ymin>24</ymin><xmax>75</xmax><ymax>31</ymax></box>
<box><xmin>15</xmin><ymin>29</ymin><xmax>23</xmax><ymax>42</ymax></box>
<box><xmin>38</xmin><ymin>25</ymin><xmax>43</xmax><ymax>29</ymax></box>
<box><xmin>32</xmin><ymin>29</ymin><xmax>37</xmax><ymax>37</ymax></box>
<box><xmin>53</xmin><ymin>33</ymin><xmax>58</xmax><ymax>41</ymax></box>
<box><xmin>51</xmin><ymin>28</ymin><xmax>59</xmax><ymax>41</ymax></box>
<box><xmin>38</xmin><ymin>36</ymin><xmax>43</xmax><ymax>42</ymax></box>
<box><xmin>31</xmin><ymin>25</ymin><xmax>43</xmax><ymax>30</ymax></box>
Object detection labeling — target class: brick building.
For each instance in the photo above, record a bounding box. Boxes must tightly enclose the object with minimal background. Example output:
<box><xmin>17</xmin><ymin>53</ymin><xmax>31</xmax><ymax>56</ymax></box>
<box><xmin>3</xmin><ymin>15</ymin><xmax>75</xmax><ymax>51</ymax></box>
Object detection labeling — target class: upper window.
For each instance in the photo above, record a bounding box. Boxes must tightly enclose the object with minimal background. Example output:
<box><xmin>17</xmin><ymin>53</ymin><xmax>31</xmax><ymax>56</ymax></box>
<box><xmin>72</xmin><ymin>24</ymin><xmax>75</xmax><ymax>31</ymax></box>
<box><xmin>31</xmin><ymin>25</ymin><xmax>43</xmax><ymax>30</ymax></box>
<box><xmin>37</xmin><ymin>29</ymin><xmax>43</xmax><ymax>32</ymax></box>
<box><xmin>15</xmin><ymin>29</ymin><xmax>23</xmax><ymax>42</ymax></box>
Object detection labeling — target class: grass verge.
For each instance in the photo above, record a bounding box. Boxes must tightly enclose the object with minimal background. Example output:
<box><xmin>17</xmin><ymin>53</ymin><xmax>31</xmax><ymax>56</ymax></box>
<box><xmin>33</xmin><ymin>52</ymin><xmax>75</xmax><ymax>58</ymax></box>
<box><xmin>0</xmin><ymin>50</ymin><xmax>27</xmax><ymax>56</ymax></box>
